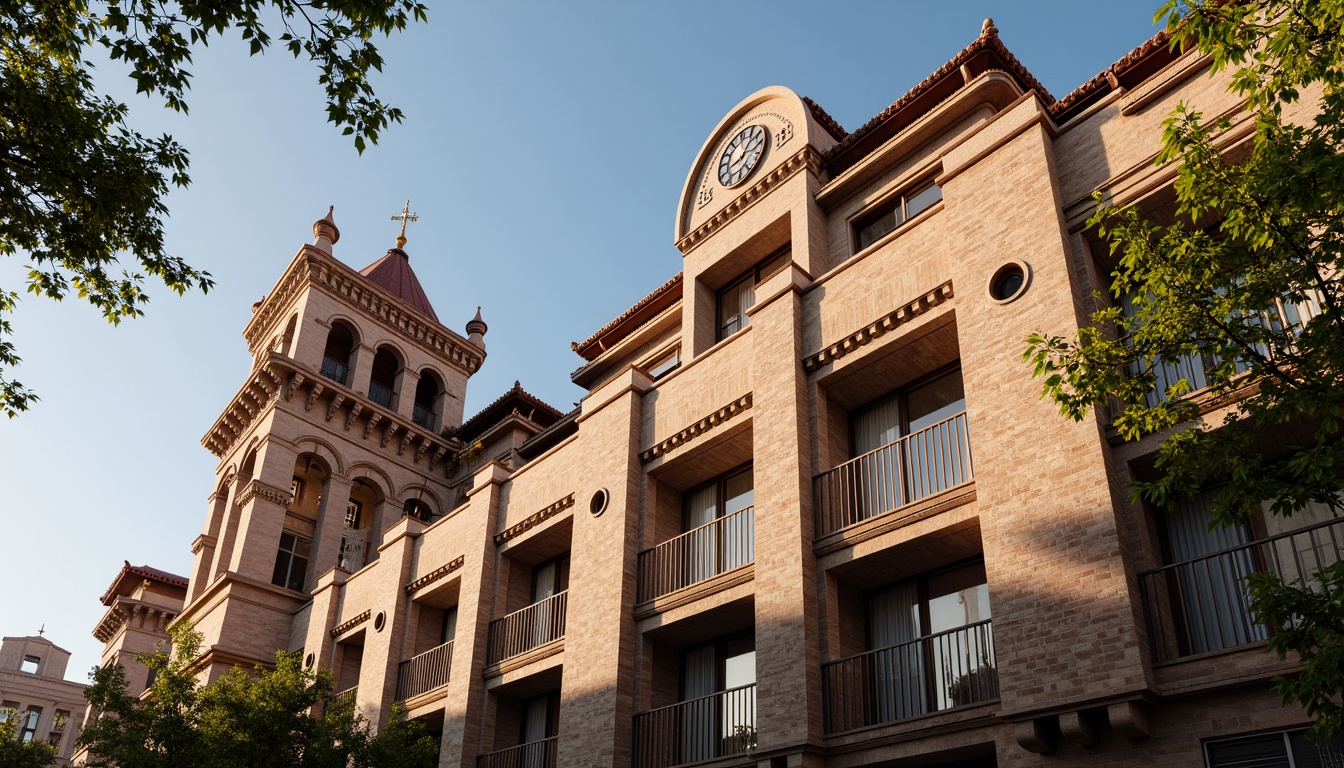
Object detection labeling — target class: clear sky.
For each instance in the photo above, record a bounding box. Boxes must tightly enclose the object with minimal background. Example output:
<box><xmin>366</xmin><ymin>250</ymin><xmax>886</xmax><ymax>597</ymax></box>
<box><xmin>0</xmin><ymin>1</ymin><xmax>1162</xmax><ymax>680</ymax></box>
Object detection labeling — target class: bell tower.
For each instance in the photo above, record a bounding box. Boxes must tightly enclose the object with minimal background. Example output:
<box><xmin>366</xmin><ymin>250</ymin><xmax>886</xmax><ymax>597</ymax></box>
<box><xmin>180</xmin><ymin>206</ymin><xmax>487</xmax><ymax>679</ymax></box>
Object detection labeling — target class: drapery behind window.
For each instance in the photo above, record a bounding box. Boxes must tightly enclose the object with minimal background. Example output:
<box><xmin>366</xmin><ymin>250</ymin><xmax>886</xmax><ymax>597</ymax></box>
<box><xmin>867</xmin><ymin>583</ymin><xmax>925</xmax><ymax>721</ymax></box>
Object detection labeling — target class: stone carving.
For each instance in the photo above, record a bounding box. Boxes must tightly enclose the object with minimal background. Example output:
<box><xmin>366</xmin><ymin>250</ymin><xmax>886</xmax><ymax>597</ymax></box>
<box><xmin>680</xmin><ymin>146</ymin><xmax>823</xmax><ymax>252</ymax></box>
<box><xmin>236</xmin><ymin>479</ymin><xmax>293</xmax><ymax>508</ymax></box>
<box><xmin>640</xmin><ymin>394</ymin><xmax>753</xmax><ymax>463</ymax></box>
<box><xmin>802</xmin><ymin>281</ymin><xmax>954</xmax><ymax>372</ymax></box>
<box><xmin>494</xmin><ymin>494</ymin><xmax>576</xmax><ymax>545</ymax></box>
<box><xmin>404</xmin><ymin>555</ymin><xmax>465</xmax><ymax>594</ymax></box>
<box><xmin>326</xmin><ymin>394</ymin><xmax>346</xmax><ymax>422</ymax></box>
<box><xmin>344</xmin><ymin>403</ymin><xmax>363</xmax><ymax>431</ymax></box>
<box><xmin>364</xmin><ymin>413</ymin><xmax>382</xmax><ymax>439</ymax></box>
<box><xmin>305</xmin><ymin>382</ymin><xmax>325</xmax><ymax>411</ymax></box>
<box><xmin>329</xmin><ymin>609</ymin><xmax>371</xmax><ymax>638</ymax></box>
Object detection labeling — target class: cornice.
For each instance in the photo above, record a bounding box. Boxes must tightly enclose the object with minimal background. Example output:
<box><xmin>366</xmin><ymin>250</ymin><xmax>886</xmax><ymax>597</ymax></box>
<box><xmin>236</xmin><ymin>479</ymin><xmax>293</xmax><ymax>508</ymax></box>
<box><xmin>93</xmin><ymin>598</ymin><xmax>178</xmax><ymax>643</ymax></box>
<box><xmin>676</xmin><ymin>146</ymin><xmax>823</xmax><ymax>254</ymax></box>
<box><xmin>640</xmin><ymin>393</ymin><xmax>753</xmax><ymax>464</ymax></box>
<box><xmin>494</xmin><ymin>494</ymin><xmax>575</xmax><ymax>546</ymax></box>
<box><xmin>405</xmin><ymin>555</ymin><xmax>465</xmax><ymax>594</ymax></box>
<box><xmin>803</xmin><ymin>281</ymin><xmax>954</xmax><ymax>372</ymax></box>
<box><xmin>329</xmin><ymin>609</ymin><xmax>371</xmax><ymax>638</ymax></box>
<box><xmin>200</xmin><ymin>363</ymin><xmax>284</xmax><ymax>458</ymax></box>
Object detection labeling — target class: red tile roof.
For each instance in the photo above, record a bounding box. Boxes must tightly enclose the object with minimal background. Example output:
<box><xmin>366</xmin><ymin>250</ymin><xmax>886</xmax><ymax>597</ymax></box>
<box><xmin>1049</xmin><ymin>30</ymin><xmax>1175</xmax><ymax>122</ymax></box>
<box><xmin>571</xmin><ymin>273</ymin><xmax>683</xmax><ymax>361</ymax></box>
<box><xmin>449</xmin><ymin>381</ymin><xmax>566</xmax><ymax>445</ymax></box>
<box><xmin>100</xmin><ymin>561</ymin><xmax>189</xmax><ymax>606</ymax></box>
<box><xmin>358</xmin><ymin>248</ymin><xmax>440</xmax><ymax>322</ymax></box>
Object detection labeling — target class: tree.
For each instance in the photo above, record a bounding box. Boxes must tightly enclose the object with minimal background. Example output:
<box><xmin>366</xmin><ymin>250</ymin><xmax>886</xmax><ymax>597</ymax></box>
<box><xmin>1025</xmin><ymin>0</ymin><xmax>1344</xmax><ymax>742</ymax></box>
<box><xmin>0</xmin><ymin>712</ymin><xmax>56</xmax><ymax>768</ymax></box>
<box><xmin>79</xmin><ymin>623</ymin><xmax>438</xmax><ymax>768</ymax></box>
<box><xmin>0</xmin><ymin>1</ymin><xmax>428</xmax><ymax>417</ymax></box>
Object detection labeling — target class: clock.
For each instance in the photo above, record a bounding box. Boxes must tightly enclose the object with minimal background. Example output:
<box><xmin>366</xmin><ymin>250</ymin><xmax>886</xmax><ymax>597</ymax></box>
<box><xmin>717</xmin><ymin>125</ymin><xmax>767</xmax><ymax>188</ymax></box>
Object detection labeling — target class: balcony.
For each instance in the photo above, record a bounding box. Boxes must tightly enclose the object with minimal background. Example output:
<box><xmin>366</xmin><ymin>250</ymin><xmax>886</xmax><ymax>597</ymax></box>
<box><xmin>338</xmin><ymin>526</ymin><xmax>369</xmax><ymax>572</ymax></box>
<box><xmin>633</xmin><ymin>684</ymin><xmax>756</xmax><ymax>768</ymax></box>
<box><xmin>326</xmin><ymin>685</ymin><xmax>357</xmax><ymax>716</ymax></box>
<box><xmin>396</xmin><ymin>640</ymin><xmax>453</xmax><ymax>701</ymax></box>
<box><xmin>413</xmin><ymin>403</ymin><xmax>434</xmax><ymax>429</ymax></box>
<box><xmin>821</xmin><ymin>619</ymin><xmax>997</xmax><ymax>734</ymax></box>
<box><xmin>320</xmin><ymin>355</ymin><xmax>348</xmax><ymax>385</ymax></box>
<box><xmin>637</xmin><ymin>507</ymin><xmax>754</xmax><ymax>603</ymax></box>
<box><xmin>369</xmin><ymin>380</ymin><xmax>394</xmax><ymax>408</ymax></box>
<box><xmin>477</xmin><ymin>737</ymin><xmax>557</xmax><ymax>768</ymax></box>
<box><xmin>487</xmin><ymin>591</ymin><xmax>567</xmax><ymax>664</ymax></box>
<box><xmin>813</xmin><ymin>412</ymin><xmax>972</xmax><ymax>538</ymax></box>
<box><xmin>1138</xmin><ymin>518</ymin><xmax>1344</xmax><ymax>662</ymax></box>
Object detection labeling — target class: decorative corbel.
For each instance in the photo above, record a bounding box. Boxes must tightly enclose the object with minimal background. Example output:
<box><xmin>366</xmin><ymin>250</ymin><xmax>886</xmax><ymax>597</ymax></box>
<box><xmin>398</xmin><ymin>431</ymin><xmax>414</xmax><ymax>456</ymax></box>
<box><xmin>326</xmin><ymin>394</ymin><xmax>346</xmax><ymax>422</ymax></box>
<box><xmin>364</xmin><ymin>413</ymin><xmax>382</xmax><ymax>439</ymax></box>
<box><xmin>305</xmin><ymin>382</ymin><xmax>325</xmax><ymax>411</ymax></box>
<box><xmin>381</xmin><ymin>423</ymin><xmax>399</xmax><ymax>448</ymax></box>
<box><xmin>344</xmin><ymin>403</ymin><xmax>363</xmax><ymax>431</ymax></box>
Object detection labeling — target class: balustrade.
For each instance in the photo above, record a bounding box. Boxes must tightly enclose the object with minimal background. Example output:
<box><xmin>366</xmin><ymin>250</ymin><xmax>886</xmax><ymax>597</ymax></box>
<box><xmin>396</xmin><ymin>640</ymin><xmax>453</xmax><ymax>701</ymax></box>
<box><xmin>487</xmin><ymin>591</ymin><xmax>567</xmax><ymax>664</ymax></box>
<box><xmin>637</xmin><ymin>507</ymin><xmax>753</xmax><ymax>603</ymax></box>
<box><xmin>633</xmin><ymin>684</ymin><xmax>756</xmax><ymax>768</ymax></box>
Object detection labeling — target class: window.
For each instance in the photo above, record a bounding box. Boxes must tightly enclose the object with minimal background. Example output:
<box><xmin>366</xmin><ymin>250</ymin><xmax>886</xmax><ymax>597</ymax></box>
<box><xmin>520</xmin><ymin>691</ymin><xmax>560</xmax><ymax>745</ymax></box>
<box><xmin>853</xmin><ymin>182</ymin><xmax>942</xmax><ymax>252</ymax></box>
<box><xmin>681</xmin><ymin>466</ymin><xmax>754</xmax><ymax>582</ymax></box>
<box><xmin>368</xmin><ymin>347</ymin><xmax>400</xmax><ymax>408</ymax></box>
<box><xmin>321</xmin><ymin>322</ymin><xmax>356</xmax><ymax>384</ymax></box>
<box><xmin>19</xmin><ymin>655</ymin><xmax>39</xmax><ymax>674</ymax></box>
<box><xmin>1205</xmin><ymin>728</ymin><xmax>1344</xmax><ymax>767</ymax></box>
<box><xmin>47</xmin><ymin>710</ymin><xmax>69</xmax><ymax>746</ymax></box>
<box><xmin>715</xmin><ymin>247</ymin><xmax>791</xmax><ymax>341</ymax></box>
<box><xmin>864</xmin><ymin>561</ymin><xmax>995</xmax><ymax>719</ymax></box>
<box><xmin>291</xmin><ymin>477</ymin><xmax>303</xmax><ymax>504</ymax></box>
<box><xmin>645</xmin><ymin>347</ymin><xmax>681</xmax><ymax>380</ymax></box>
<box><xmin>412</xmin><ymin>371</ymin><xmax>439</xmax><ymax>429</ymax></box>
<box><xmin>440</xmin><ymin>606</ymin><xmax>458</xmax><ymax>645</ymax></box>
<box><xmin>680</xmin><ymin>634</ymin><xmax>756</xmax><ymax>761</ymax></box>
<box><xmin>531</xmin><ymin>554</ymin><xmax>570</xmax><ymax>604</ymax></box>
<box><xmin>271</xmin><ymin>531</ymin><xmax>312</xmax><ymax>592</ymax></box>
<box><xmin>19</xmin><ymin>706</ymin><xmax>41</xmax><ymax>743</ymax></box>
<box><xmin>403</xmin><ymin>499</ymin><xmax>433</xmax><ymax>523</ymax></box>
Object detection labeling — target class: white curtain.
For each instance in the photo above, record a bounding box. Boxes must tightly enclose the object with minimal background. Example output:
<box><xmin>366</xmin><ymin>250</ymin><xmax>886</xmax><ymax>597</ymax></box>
<box><xmin>1165</xmin><ymin>491</ymin><xmax>1266</xmax><ymax>653</ymax></box>
<box><xmin>521</xmin><ymin>696</ymin><xmax>550</xmax><ymax>768</ymax></box>
<box><xmin>852</xmin><ymin>396</ymin><xmax>903</xmax><ymax>519</ymax></box>
<box><xmin>683</xmin><ymin>485</ymin><xmax>719</xmax><ymax>584</ymax></box>
<box><xmin>868</xmin><ymin>583</ymin><xmax>924</xmax><ymax>721</ymax></box>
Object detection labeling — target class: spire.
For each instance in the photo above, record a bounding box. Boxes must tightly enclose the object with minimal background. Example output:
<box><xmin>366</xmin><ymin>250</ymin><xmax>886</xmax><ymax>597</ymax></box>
<box><xmin>358</xmin><ymin>249</ymin><xmax>439</xmax><ymax>321</ymax></box>
<box><xmin>466</xmin><ymin>306</ymin><xmax>488</xmax><ymax>350</ymax></box>
<box><xmin>391</xmin><ymin>199</ymin><xmax>418</xmax><ymax>249</ymax></box>
<box><xmin>313</xmin><ymin>205</ymin><xmax>340</xmax><ymax>254</ymax></box>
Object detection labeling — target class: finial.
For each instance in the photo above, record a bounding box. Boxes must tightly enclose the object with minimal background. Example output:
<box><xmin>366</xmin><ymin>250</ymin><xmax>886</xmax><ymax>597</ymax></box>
<box><xmin>391</xmin><ymin>199</ymin><xmax>419</xmax><ymax>249</ymax></box>
<box><xmin>313</xmin><ymin>205</ymin><xmax>340</xmax><ymax>253</ymax></box>
<box><xmin>982</xmin><ymin>18</ymin><xmax>997</xmax><ymax>37</ymax></box>
<box><xmin>37</xmin><ymin>624</ymin><xmax>44</xmax><ymax>637</ymax></box>
<box><xmin>466</xmin><ymin>306</ymin><xmax>488</xmax><ymax>350</ymax></box>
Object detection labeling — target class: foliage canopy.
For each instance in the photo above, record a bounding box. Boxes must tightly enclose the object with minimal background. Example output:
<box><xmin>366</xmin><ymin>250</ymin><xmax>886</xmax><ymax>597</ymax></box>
<box><xmin>0</xmin><ymin>0</ymin><xmax>427</xmax><ymax>416</ymax></box>
<box><xmin>1025</xmin><ymin>0</ymin><xmax>1344</xmax><ymax>741</ymax></box>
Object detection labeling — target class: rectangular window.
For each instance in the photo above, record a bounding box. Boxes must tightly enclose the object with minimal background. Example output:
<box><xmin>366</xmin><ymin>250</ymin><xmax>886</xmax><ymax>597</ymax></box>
<box><xmin>20</xmin><ymin>706</ymin><xmax>41</xmax><ymax>743</ymax></box>
<box><xmin>531</xmin><ymin>554</ymin><xmax>570</xmax><ymax>603</ymax></box>
<box><xmin>46</xmin><ymin>710</ymin><xmax>69</xmax><ymax>747</ymax></box>
<box><xmin>682</xmin><ymin>466</ymin><xmax>755</xmax><ymax>582</ymax></box>
<box><xmin>715</xmin><ymin>247</ymin><xmax>791</xmax><ymax>341</ymax></box>
<box><xmin>271</xmin><ymin>531</ymin><xmax>312</xmax><ymax>592</ymax></box>
<box><xmin>291</xmin><ymin>477</ymin><xmax>303</xmax><ymax>504</ymax></box>
<box><xmin>645</xmin><ymin>348</ymin><xmax>681</xmax><ymax>380</ymax></box>
<box><xmin>853</xmin><ymin>182</ymin><xmax>942</xmax><ymax>252</ymax></box>
<box><xmin>1205</xmin><ymin>727</ymin><xmax>1344</xmax><ymax>767</ymax></box>
<box><xmin>680</xmin><ymin>633</ymin><xmax>756</xmax><ymax>761</ymax></box>
<box><xmin>440</xmin><ymin>606</ymin><xmax>458</xmax><ymax>645</ymax></box>
<box><xmin>19</xmin><ymin>655</ymin><xmax>39</xmax><ymax>675</ymax></box>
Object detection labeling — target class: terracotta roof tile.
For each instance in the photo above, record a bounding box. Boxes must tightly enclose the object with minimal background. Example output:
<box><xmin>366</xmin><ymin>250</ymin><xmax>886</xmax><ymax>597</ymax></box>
<box><xmin>802</xmin><ymin>97</ymin><xmax>847</xmax><ymax>141</ymax></box>
<box><xmin>357</xmin><ymin>248</ymin><xmax>439</xmax><ymax>322</ymax></box>
<box><xmin>571</xmin><ymin>273</ymin><xmax>683</xmax><ymax>360</ymax></box>
<box><xmin>449</xmin><ymin>381</ymin><xmax>565</xmax><ymax>445</ymax></box>
<box><xmin>1049</xmin><ymin>30</ymin><xmax>1174</xmax><ymax>121</ymax></box>
<box><xmin>100</xmin><ymin>561</ymin><xmax>188</xmax><ymax>606</ymax></box>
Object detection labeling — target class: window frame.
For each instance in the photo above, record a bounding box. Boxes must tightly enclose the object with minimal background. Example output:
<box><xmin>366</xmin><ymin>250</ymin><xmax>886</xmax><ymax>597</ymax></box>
<box><xmin>644</xmin><ymin>346</ymin><xmax>681</xmax><ymax>380</ymax></box>
<box><xmin>271</xmin><ymin>531</ymin><xmax>312</xmax><ymax>592</ymax></box>
<box><xmin>681</xmin><ymin>463</ymin><xmax>754</xmax><ymax>532</ymax></box>
<box><xmin>851</xmin><ymin>180</ymin><xmax>942</xmax><ymax>255</ymax></box>
<box><xmin>19</xmin><ymin>655</ymin><xmax>40</xmax><ymax>675</ymax></box>
<box><xmin>1204</xmin><ymin>726</ymin><xmax>1344</xmax><ymax>767</ymax></box>
<box><xmin>848</xmin><ymin>363</ymin><xmax>963</xmax><ymax>458</ymax></box>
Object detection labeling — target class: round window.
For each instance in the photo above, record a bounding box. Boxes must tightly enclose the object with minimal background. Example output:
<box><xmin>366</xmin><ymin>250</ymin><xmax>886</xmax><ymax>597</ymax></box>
<box><xmin>373</xmin><ymin>611</ymin><xmax>386</xmax><ymax>632</ymax></box>
<box><xmin>304</xmin><ymin>653</ymin><xmax>315</xmax><ymax>669</ymax></box>
<box><xmin>987</xmin><ymin>261</ymin><xmax>1031</xmax><ymax>304</ymax></box>
<box><xmin>589</xmin><ymin>488</ymin><xmax>610</xmax><ymax>517</ymax></box>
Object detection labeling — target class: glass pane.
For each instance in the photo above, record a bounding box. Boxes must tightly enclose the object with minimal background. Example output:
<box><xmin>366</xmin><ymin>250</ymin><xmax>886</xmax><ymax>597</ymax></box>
<box><xmin>1206</xmin><ymin>732</ymin><xmax>1290</xmax><ymax>768</ymax></box>
<box><xmin>927</xmin><ymin>562</ymin><xmax>990</xmax><ymax>633</ymax></box>
<box><xmin>722</xmin><ymin>649</ymin><xmax>755</xmax><ymax>690</ymax></box>
<box><xmin>442</xmin><ymin>606</ymin><xmax>458</xmax><ymax>643</ymax></box>
<box><xmin>906</xmin><ymin>184</ymin><xmax>942</xmax><ymax>218</ymax></box>
<box><xmin>906</xmin><ymin>370</ymin><xmax>966</xmax><ymax>433</ymax></box>
<box><xmin>868</xmin><ymin>582</ymin><xmax>920</xmax><ymax>648</ymax></box>
<box><xmin>532</xmin><ymin>561</ymin><xmax>558</xmax><ymax>602</ymax></box>
<box><xmin>856</xmin><ymin>206</ymin><xmax>902</xmax><ymax>251</ymax></box>
<box><xmin>522</xmin><ymin>695</ymin><xmax>550</xmax><ymax>743</ymax></box>
<box><xmin>852</xmin><ymin>394</ymin><xmax>902</xmax><ymax>455</ymax></box>
<box><xmin>723</xmin><ymin>470</ymin><xmax>753</xmax><ymax>516</ymax></box>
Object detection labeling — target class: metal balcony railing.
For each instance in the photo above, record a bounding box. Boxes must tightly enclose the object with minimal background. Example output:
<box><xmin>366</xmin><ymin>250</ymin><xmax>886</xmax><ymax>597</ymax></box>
<box><xmin>633</xmin><ymin>684</ymin><xmax>756</xmax><ymax>768</ymax></box>
<box><xmin>326</xmin><ymin>685</ymin><xmax>357</xmax><ymax>717</ymax></box>
<box><xmin>338</xmin><ymin>526</ymin><xmax>370</xmax><ymax>572</ymax></box>
<box><xmin>368</xmin><ymin>380</ymin><xmax>394</xmax><ymax>408</ymax></box>
<box><xmin>396</xmin><ymin>640</ymin><xmax>453</xmax><ymax>701</ymax></box>
<box><xmin>813</xmin><ymin>412</ymin><xmax>972</xmax><ymax>538</ymax></box>
<box><xmin>487</xmin><ymin>591</ymin><xmax>567</xmax><ymax>664</ymax></box>
<box><xmin>822</xmin><ymin>619</ymin><xmax>997</xmax><ymax>734</ymax></box>
<box><xmin>637</xmin><ymin>507</ymin><xmax>753</xmax><ymax>603</ymax></box>
<box><xmin>320</xmin><ymin>355</ymin><xmax>348</xmax><ymax>385</ymax></box>
<box><xmin>413</xmin><ymin>403</ymin><xmax>434</xmax><ymax>429</ymax></box>
<box><xmin>1138</xmin><ymin>518</ymin><xmax>1344</xmax><ymax>662</ymax></box>
<box><xmin>477</xmin><ymin>737</ymin><xmax>557</xmax><ymax>768</ymax></box>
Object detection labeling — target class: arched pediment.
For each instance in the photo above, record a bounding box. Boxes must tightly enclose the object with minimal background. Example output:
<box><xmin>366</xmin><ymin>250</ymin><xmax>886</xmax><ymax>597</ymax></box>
<box><xmin>675</xmin><ymin>86</ymin><xmax>840</xmax><ymax>244</ymax></box>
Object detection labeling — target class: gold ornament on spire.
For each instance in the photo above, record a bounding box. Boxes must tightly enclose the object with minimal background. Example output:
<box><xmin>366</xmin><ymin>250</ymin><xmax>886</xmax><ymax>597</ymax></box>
<box><xmin>391</xmin><ymin>199</ymin><xmax>419</xmax><ymax>249</ymax></box>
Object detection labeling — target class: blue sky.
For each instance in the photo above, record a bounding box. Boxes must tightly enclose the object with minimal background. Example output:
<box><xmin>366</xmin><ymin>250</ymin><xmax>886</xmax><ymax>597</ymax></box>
<box><xmin>0</xmin><ymin>1</ymin><xmax>1161</xmax><ymax>679</ymax></box>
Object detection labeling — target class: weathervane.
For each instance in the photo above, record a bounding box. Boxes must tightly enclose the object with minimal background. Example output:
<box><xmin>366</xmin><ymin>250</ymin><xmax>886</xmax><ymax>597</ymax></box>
<box><xmin>391</xmin><ymin>199</ymin><xmax>419</xmax><ymax>249</ymax></box>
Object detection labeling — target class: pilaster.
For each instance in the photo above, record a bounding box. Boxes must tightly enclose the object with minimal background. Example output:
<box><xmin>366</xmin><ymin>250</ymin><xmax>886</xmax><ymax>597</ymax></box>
<box><xmin>309</xmin><ymin>475</ymin><xmax>357</xmax><ymax>588</ymax></box>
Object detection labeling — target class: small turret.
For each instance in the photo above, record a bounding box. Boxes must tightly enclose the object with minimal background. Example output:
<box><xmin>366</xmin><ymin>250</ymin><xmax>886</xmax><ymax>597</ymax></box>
<box><xmin>466</xmin><ymin>306</ymin><xmax>488</xmax><ymax>350</ymax></box>
<box><xmin>313</xmin><ymin>206</ymin><xmax>340</xmax><ymax>254</ymax></box>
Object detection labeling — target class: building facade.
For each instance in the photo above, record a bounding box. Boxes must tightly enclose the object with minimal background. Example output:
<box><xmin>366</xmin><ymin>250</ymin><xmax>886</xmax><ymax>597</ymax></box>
<box><xmin>0</xmin><ymin>635</ymin><xmax>88</xmax><ymax>765</ymax></box>
<box><xmin>167</xmin><ymin>20</ymin><xmax>1342</xmax><ymax>768</ymax></box>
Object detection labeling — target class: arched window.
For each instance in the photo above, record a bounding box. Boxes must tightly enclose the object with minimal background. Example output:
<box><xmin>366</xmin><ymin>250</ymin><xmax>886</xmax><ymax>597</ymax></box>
<box><xmin>322</xmin><ymin>322</ymin><xmax>356</xmax><ymax>384</ymax></box>
<box><xmin>403</xmin><ymin>498</ymin><xmax>434</xmax><ymax>523</ymax></box>
<box><xmin>369</xmin><ymin>347</ymin><xmax>400</xmax><ymax>408</ymax></box>
<box><xmin>412</xmin><ymin>371</ymin><xmax>440</xmax><ymax>429</ymax></box>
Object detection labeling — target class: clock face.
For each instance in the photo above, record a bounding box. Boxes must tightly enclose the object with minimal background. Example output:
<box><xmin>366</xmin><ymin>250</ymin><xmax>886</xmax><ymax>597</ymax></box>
<box><xmin>717</xmin><ymin>125</ymin><xmax>767</xmax><ymax>188</ymax></box>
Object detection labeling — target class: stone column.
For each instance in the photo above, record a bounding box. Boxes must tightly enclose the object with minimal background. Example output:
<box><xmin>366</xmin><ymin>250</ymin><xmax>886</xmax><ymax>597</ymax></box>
<box><xmin>308</xmin><ymin>475</ymin><xmax>356</xmax><ymax>587</ymax></box>
<box><xmin>555</xmin><ymin>368</ymin><xmax>650</xmax><ymax>768</ymax></box>
<box><xmin>438</xmin><ymin>462</ymin><xmax>510</xmax><ymax>768</ymax></box>
<box><xmin>357</xmin><ymin>515</ymin><xmax>424</xmax><ymax>730</ymax></box>
<box><xmin>748</xmin><ymin>264</ymin><xmax>824</xmax><ymax>757</ymax></box>
<box><xmin>350</xmin><ymin>343</ymin><xmax>375</xmax><ymax>396</ymax></box>
<box><xmin>228</xmin><ymin>438</ymin><xmax>301</xmax><ymax>580</ymax></box>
